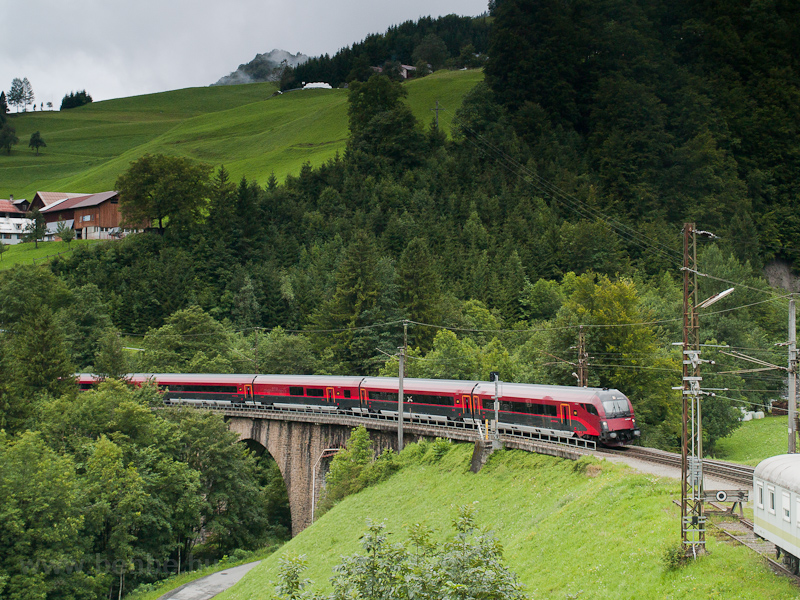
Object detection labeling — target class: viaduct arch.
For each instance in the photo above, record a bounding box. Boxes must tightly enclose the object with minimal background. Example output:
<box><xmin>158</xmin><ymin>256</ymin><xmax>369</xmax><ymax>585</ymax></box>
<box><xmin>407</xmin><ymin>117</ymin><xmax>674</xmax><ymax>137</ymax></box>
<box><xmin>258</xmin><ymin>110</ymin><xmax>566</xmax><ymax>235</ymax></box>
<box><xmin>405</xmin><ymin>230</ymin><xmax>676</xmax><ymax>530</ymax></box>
<box><xmin>226</xmin><ymin>416</ymin><xmax>408</xmax><ymax>536</ymax></box>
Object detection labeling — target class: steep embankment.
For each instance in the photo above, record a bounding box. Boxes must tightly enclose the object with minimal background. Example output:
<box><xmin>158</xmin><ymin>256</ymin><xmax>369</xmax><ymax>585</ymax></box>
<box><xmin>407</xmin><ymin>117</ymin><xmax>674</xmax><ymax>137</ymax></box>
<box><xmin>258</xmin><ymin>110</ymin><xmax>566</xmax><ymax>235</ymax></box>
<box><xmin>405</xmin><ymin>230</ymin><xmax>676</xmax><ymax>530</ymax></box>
<box><xmin>217</xmin><ymin>442</ymin><xmax>796</xmax><ymax>599</ymax></box>
<box><xmin>1</xmin><ymin>70</ymin><xmax>483</xmax><ymax>199</ymax></box>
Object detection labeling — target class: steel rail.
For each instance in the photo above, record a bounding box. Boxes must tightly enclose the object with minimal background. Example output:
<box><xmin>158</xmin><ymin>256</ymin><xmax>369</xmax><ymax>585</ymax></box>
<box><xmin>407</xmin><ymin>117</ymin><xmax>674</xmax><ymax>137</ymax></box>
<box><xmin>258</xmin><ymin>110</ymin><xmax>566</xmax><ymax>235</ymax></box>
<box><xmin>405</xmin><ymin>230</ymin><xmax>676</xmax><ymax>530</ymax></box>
<box><xmin>600</xmin><ymin>446</ymin><xmax>754</xmax><ymax>486</ymax></box>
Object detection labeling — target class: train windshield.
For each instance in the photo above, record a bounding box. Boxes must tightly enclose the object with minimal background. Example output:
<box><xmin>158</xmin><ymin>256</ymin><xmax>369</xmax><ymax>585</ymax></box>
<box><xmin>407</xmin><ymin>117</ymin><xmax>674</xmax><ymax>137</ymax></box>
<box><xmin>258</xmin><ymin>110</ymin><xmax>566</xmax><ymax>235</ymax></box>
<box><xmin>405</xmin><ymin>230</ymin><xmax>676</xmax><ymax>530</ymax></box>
<box><xmin>600</xmin><ymin>393</ymin><xmax>631</xmax><ymax>418</ymax></box>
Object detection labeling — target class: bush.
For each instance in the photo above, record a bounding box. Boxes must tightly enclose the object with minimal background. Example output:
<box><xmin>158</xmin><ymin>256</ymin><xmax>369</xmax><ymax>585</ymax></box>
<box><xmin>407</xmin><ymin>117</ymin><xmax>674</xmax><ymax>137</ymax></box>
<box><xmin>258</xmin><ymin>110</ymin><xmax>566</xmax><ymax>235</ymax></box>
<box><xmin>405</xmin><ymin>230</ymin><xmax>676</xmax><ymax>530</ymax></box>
<box><xmin>429</xmin><ymin>437</ymin><xmax>452</xmax><ymax>461</ymax></box>
<box><xmin>662</xmin><ymin>544</ymin><xmax>688</xmax><ymax>570</ymax></box>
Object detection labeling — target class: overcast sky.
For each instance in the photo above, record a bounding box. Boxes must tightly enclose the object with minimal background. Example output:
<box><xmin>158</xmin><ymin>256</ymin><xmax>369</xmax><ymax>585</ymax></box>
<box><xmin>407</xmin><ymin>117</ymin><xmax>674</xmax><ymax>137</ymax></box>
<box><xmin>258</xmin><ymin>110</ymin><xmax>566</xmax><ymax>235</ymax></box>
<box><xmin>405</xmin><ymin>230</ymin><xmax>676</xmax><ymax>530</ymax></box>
<box><xmin>3</xmin><ymin>0</ymin><xmax>489</xmax><ymax>107</ymax></box>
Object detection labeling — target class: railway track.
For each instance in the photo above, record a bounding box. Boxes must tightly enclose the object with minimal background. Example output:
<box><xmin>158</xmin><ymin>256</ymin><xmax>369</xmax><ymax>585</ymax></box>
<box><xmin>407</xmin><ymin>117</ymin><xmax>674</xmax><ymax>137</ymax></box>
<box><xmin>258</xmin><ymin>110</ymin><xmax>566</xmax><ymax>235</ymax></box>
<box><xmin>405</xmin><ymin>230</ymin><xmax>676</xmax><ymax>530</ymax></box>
<box><xmin>598</xmin><ymin>446</ymin><xmax>755</xmax><ymax>486</ymax></box>
<box><xmin>705</xmin><ymin>503</ymin><xmax>800</xmax><ymax>585</ymax></box>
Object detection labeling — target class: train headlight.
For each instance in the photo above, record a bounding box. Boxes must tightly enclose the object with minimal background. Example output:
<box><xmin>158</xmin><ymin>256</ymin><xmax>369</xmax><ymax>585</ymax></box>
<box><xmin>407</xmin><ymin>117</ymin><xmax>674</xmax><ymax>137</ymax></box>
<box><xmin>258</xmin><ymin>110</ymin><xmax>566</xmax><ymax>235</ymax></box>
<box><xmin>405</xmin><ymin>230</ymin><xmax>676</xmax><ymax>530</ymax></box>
<box><xmin>601</xmin><ymin>421</ymin><xmax>609</xmax><ymax>431</ymax></box>
<box><xmin>610</xmin><ymin>432</ymin><xmax>617</xmax><ymax>439</ymax></box>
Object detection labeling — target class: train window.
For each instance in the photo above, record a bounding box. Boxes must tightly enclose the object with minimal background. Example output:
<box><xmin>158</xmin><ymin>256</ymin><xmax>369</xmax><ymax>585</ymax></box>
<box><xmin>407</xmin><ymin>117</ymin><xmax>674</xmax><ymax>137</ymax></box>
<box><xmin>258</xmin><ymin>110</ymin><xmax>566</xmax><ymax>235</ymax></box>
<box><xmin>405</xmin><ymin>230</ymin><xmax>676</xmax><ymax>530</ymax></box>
<box><xmin>768</xmin><ymin>487</ymin><xmax>776</xmax><ymax>515</ymax></box>
<box><xmin>168</xmin><ymin>384</ymin><xmax>238</xmax><ymax>393</ymax></box>
<box><xmin>583</xmin><ymin>404</ymin><xmax>599</xmax><ymax>416</ymax></box>
<box><xmin>344</xmin><ymin>390</ymin><xmax>351</xmax><ymax>398</ymax></box>
<box><xmin>482</xmin><ymin>399</ymin><xmax>557</xmax><ymax>416</ymax></box>
<box><xmin>289</xmin><ymin>387</ymin><xmax>304</xmax><ymax>396</ymax></box>
<box><xmin>756</xmin><ymin>483</ymin><xmax>764</xmax><ymax>509</ymax></box>
<box><xmin>306</xmin><ymin>388</ymin><xmax>324</xmax><ymax>397</ymax></box>
<box><xmin>405</xmin><ymin>394</ymin><xmax>454</xmax><ymax>406</ymax></box>
<box><xmin>601</xmin><ymin>399</ymin><xmax>631</xmax><ymax>418</ymax></box>
<box><xmin>783</xmin><ymin>492</ymin><xmax>791</xmax><ymax>522</ymax></box>
<box><xmin>369</xmin><ymin>391</ymin><xmax>397</xmax><ymax>402</ymax></box>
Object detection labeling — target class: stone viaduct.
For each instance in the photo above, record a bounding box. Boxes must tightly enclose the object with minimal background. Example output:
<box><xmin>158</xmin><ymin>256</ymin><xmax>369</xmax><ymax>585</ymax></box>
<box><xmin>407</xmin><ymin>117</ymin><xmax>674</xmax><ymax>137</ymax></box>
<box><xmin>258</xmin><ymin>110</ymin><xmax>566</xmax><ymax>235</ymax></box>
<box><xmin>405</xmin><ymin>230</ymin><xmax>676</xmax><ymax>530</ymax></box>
<box><xmin>222</xmin><ymin>407</ymin><xmax>585</xmax><ymax>536</ymax></box>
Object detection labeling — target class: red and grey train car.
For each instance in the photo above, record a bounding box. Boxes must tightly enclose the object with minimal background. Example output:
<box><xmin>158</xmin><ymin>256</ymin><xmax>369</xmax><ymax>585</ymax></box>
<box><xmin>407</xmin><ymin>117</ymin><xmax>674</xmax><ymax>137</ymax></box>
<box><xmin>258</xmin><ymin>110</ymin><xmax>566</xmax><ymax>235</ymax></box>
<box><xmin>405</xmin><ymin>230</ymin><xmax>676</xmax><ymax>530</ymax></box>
<box><xmin>78</xmin><ymin>373</ymin><xmax>640</xmax><ymax>446</ymax></box>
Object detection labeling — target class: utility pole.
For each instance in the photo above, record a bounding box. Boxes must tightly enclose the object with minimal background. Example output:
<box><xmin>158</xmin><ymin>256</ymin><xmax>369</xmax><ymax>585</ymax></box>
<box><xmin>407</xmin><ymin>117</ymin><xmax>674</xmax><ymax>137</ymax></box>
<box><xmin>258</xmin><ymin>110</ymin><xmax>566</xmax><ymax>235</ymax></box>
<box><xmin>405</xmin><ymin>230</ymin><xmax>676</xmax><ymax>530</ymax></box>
<box><xmin>398</xmin><ymin>346</ymin><xmax>405</xmax><ymax>451</ymax></box>
<box><xmin>681</xmin><ymin>223</ymin><xmax>705</xmax><ymax>557</ymax></box>
<box><xmin>578</xmin><ymin>326</ymin><xmax>588</xmax><ymax>387</ymax></box>
<box><xmin>789</xmin><ymin>297</ymin><xmax>797</xmax><ymax>453</ymax></box>
<box><xmin>430</xmin><ymin>100</ymin><xmax>443</xmax><ymax>129</ymax></box>
<box><xmin>254</xmin><ymin>327</ymin><xmax>260</xmax><ymax>374</ymax></box>
<box><xmin>403</xmin><ymin>319</ymin><xmax>409</xmax><ymax>359</ymax></box>
<box><xmin>490</xmin><ymin>371</ymin><xmax>502</xmax><ymax>449</ymax></box>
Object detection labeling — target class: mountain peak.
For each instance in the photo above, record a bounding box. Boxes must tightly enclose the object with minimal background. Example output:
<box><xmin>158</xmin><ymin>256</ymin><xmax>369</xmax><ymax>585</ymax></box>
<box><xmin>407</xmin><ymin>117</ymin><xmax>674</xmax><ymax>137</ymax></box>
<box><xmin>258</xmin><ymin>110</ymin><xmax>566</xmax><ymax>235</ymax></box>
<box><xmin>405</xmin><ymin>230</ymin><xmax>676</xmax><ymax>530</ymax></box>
<box><xmin>213</xmin><ymin>49</ymin><xmax>310</xmax><ymax>86</ymax></box>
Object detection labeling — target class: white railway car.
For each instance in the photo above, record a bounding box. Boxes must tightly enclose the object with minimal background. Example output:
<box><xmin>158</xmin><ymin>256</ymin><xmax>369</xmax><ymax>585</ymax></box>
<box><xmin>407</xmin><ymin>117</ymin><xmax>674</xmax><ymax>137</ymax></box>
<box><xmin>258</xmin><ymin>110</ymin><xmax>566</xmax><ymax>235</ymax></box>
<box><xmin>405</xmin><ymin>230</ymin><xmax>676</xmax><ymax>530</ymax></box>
<box><xmin>753</xmin><ymin>454</ymin><xmax>800</xmax><ymax>574</ymax></box>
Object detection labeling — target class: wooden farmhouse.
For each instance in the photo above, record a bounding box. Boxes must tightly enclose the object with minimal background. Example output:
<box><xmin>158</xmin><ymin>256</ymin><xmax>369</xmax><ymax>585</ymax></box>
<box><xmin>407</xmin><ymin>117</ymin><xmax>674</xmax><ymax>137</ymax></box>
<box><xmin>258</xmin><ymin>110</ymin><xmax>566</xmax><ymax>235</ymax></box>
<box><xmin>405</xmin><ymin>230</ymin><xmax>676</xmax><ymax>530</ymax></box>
<box><xmin>29</xmin><ymin>191</ymin><xmax>128</xmax><ymax>240</ymax></box>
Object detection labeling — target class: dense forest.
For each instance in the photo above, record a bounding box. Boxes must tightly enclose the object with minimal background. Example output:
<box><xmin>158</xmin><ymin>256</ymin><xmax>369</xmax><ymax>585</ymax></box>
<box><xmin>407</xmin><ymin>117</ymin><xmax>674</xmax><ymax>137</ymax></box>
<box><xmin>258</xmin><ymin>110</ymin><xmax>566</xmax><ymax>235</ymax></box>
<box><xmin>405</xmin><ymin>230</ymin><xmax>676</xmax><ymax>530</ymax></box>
<box><xmin>282</xmin><ymin>14</ymin><xmax>491</xmax><ymax>88</ymax></box>
<box><xmin>2</xmin><ymin>1</ymin><xmax>800</xmax><ymax>597</ymax></box>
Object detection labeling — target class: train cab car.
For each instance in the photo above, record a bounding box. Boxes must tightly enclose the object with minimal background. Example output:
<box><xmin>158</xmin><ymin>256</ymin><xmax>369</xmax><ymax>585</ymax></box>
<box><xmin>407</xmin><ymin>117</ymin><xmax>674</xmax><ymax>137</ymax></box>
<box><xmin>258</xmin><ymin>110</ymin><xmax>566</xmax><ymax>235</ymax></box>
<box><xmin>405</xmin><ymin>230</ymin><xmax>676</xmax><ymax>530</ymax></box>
<box><xmin>595</xmin><ymin>389</ymin><xmax>640</xmax><ymax>445</ymax></box>
<box><xmin>360</xmin><ymin>377</ymin><xmax>473</xmax><ymax>424</ymax></box>
<box><xmin>469</xmin><ymin>383</ymin><xmax>639</xmax><ymax>445</ymax></box>
<box><xmin>251</xmin><ymin>375</ymin><xmax>363</xmax><ymax>411</ymax></box>
<box><xmin>753</xmin><ymin>454</ymin><xmax>800</xmax><ymax>574</ymax></box>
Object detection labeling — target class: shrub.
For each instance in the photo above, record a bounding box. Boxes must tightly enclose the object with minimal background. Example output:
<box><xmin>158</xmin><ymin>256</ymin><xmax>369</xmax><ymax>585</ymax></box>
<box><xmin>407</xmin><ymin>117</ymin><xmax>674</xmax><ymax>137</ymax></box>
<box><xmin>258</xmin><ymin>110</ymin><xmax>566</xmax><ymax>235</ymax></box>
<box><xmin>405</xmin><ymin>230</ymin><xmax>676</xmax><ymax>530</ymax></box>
<box><xmin>662</xmin><ymin>544</ymin><xmax>688</xmax><ymax>570</ymax></box>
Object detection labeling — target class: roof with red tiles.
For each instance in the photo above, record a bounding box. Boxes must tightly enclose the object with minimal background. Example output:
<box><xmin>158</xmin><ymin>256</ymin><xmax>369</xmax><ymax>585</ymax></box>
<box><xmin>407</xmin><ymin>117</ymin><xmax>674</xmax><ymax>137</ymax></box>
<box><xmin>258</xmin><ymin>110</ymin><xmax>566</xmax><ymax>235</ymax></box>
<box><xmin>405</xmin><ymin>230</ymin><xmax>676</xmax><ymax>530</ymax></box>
<box><xmin>34</xmin><ymin>191</ymin><xmax>88</xmax><ymax>207</ymax></box>
<box><xmin>40</xmin><ymin>191</ymin><xmax>119</xmax><ymax>213</ymax></box>
<box><xmin>0</xmin><ymin>200</ymin><xmax>26</xmax><ymax>214</ymax></box>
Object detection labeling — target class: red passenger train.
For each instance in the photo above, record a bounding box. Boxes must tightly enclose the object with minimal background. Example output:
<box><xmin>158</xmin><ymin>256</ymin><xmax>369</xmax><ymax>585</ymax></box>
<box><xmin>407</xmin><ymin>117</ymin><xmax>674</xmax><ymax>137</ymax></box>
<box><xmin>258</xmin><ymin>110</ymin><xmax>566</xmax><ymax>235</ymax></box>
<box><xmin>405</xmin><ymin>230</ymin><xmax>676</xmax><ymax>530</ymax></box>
<box><xmin>78</xmin><ymin>373</ymin><xmax>641</xmax><ymax>446</ymax></box>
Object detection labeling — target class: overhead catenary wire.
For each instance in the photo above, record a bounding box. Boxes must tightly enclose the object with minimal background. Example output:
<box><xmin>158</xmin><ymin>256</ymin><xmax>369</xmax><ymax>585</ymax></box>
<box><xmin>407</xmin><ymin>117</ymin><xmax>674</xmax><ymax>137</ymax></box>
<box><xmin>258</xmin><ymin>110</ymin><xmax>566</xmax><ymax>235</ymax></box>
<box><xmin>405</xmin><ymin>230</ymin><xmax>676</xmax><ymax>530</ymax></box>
<box><xmin>450</xmin><ymin>103</ymin><xmax>798</xmax><ymax>310</ymax></box>
<box><xmin>66</xmin><ymin>289</ymin><xmax>792</xmax><ymax>342</ymax></box>
<box><xmin>454</xmin><ymin>116</ymin><xmax>683</xmax><ymax>263</ymax></box>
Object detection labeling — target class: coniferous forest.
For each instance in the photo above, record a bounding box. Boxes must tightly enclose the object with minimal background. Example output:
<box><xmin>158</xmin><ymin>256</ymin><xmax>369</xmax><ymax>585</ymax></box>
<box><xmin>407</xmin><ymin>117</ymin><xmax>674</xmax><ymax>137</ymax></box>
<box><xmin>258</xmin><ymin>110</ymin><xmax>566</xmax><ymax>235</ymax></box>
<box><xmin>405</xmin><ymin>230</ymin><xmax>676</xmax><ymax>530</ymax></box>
<box><xmin>2</xmin><ymin>1</ymin><xmax>800</xmax><ymax>598</ymax></box>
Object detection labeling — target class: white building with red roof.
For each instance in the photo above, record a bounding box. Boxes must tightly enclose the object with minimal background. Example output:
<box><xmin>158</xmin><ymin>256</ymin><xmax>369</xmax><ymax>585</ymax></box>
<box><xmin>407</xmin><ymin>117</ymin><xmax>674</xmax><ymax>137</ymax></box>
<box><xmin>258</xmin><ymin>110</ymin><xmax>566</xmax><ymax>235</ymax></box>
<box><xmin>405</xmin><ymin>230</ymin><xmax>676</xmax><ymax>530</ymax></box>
<box><xmin>0</xmin><ymin>198</ymin><xmax>31</xmax><ymax>245</ymax></box>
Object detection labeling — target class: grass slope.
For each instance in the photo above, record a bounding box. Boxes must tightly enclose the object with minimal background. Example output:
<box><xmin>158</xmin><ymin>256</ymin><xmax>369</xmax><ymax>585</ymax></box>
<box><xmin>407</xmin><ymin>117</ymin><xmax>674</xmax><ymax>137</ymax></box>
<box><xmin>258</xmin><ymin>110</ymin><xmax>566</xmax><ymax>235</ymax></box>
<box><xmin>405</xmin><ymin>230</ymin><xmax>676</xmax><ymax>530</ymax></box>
<box><xmin>0</xmin><ymin>239</ymin><xmax>102</xmax><ymax>270</ymax></box>
<box><xmin>217</xmin><ymin>442</ymin><xmax>797</xmax><ymax>600</ymax></box>
<box><xmin>1</xmin><ymin>70</ymin><xmax>483</xmax><ymax>199</ymax></box>
<box><xmin>714</xmin><ymin>415</ymin><xmax>790</xmax><ymax>465</ymax></box>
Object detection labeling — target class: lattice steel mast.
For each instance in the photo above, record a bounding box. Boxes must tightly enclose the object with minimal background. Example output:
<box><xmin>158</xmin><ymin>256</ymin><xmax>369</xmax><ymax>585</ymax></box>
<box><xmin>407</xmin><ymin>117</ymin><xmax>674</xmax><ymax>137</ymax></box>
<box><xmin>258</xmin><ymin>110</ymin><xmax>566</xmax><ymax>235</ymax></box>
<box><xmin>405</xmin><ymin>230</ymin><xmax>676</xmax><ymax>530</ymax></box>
<box><xmin>681</xmin><ymin>223</ymin><xmax>705</xmax><ymax>556</ymax></box>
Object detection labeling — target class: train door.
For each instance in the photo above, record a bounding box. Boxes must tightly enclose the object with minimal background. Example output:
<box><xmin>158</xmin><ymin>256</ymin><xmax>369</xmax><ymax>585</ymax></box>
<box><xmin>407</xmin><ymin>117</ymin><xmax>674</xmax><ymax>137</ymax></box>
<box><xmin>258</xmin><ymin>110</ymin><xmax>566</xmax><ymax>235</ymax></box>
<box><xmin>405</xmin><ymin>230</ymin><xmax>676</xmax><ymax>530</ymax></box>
<box><xmin>360</xmin><ymin>388</ymin><xmax>368</xmax><ymax>412</ymax></box>
<box><xmin>326</xmin><ymin>387</ymin><xmax>336</xmax><ymax>404</ymax></box>
<box><xmin>462</xmin><ymin>395</ymin><xmax>473</xmax><ymax>419</ymax></box>
<box><xmin>243</xmin><ymin>384</ymin><xmax>253</xmax><ymax>403</ymax></box>
<box><xmin>560</xmin><ymin>403</ymin><xmax>571</xmax><ymax>430</ymax></box>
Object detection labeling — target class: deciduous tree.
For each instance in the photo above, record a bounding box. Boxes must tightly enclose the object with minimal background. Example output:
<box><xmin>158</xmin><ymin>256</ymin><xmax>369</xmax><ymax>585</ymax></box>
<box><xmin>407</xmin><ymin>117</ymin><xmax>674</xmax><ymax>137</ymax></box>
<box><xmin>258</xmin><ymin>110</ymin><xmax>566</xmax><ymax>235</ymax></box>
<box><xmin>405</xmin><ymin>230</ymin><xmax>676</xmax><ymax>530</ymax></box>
<box><xmin>412</xmin><ymin>33</ymin><xmax>449</xmax><ymax>71</ymax></box>
<box><xmin>115</xmin><ymin>153</ymin><xmax>212</xmax><ymax>234</ymax></box>
<box><xmin>28</xmin><ymin>130</ymin><xmax>46</xmax><ymax>155</ymax></box>
<box><xmin>21</xmin><ymin>77</ymin><xmax>34</xmax><ymax>111</ymax></box>
<box><xmin>7</xmin><ymin>78</ymin><xmax>23</xmax><ymax>112</ymax></box>
<box><xmin>140</xmin><ymin>305</ymin><xmax>233</xmax><ymax>373</ymax></box>
<box><xmin>0</xmin><ymin>123</ymin><xmax>18</xmax><ymax>154</ymax></box>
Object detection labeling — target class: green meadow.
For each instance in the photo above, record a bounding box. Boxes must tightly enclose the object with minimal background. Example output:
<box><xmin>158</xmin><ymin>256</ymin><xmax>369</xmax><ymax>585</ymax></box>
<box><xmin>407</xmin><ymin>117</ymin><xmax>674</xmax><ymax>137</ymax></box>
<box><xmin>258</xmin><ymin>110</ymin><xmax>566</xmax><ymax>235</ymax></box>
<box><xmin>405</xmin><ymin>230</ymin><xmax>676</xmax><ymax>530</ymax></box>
<box><xmin>1</xmin><ymin>70</ymin><xmax>483</xmax><ymax>199</ymax></box>
<box><xmin>215</xmin><ymin>442</ymin><xmax>797</xmax><ymax>600</ymax></box>
<box><xmin>0</xmin><ymin>239</ymin><xmax>102</xmax><ymax>269</ymax></box>
<box><xmin>714</xmin><ymin>415</ymin><xmax>791</xmax><ymax>465</ymax></box>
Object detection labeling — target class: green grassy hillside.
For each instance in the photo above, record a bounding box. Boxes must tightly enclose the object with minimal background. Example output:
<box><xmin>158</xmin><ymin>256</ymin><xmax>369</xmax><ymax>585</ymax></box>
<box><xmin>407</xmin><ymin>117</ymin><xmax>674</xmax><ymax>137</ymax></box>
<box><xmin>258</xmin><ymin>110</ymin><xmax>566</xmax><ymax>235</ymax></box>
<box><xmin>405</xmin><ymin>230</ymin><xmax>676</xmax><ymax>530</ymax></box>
<box><xmin>1</xmin><ymin>70</ymin><xmax>483</xmax><ymax>199</ymax></box>
<box><xmin>217</xmin><ymin>442</ymin><xmax>796</xmax><ymax>599</ymax></box>
<box><xmin>714</xmin><ymin>415</ymin><xmax>789</xmax><ymax>465</ymax></box>
<box><xmin>0</xmin><ymin>239</ymin><xmax>102</xmax><ymax>270</ymax></box>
